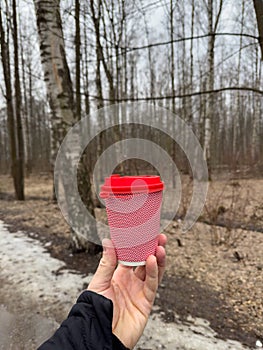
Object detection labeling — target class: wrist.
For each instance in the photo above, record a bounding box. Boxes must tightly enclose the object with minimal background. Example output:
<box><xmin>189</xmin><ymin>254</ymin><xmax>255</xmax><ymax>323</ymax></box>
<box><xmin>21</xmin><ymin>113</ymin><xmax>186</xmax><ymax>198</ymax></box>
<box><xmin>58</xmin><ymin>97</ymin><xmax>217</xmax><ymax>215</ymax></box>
<box><xmin>113</xmin><ymin>322</ymin><xmax>144</xmax><ymax>350</ymax></box>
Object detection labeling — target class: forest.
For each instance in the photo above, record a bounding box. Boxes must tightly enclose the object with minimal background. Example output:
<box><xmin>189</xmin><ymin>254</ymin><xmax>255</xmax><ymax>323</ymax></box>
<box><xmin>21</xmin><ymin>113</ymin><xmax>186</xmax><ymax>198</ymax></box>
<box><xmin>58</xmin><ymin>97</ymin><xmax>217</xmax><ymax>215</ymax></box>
<box><xmin>0</xmin><ymin>0</ymin><xmax>262</xmax><ymax>183</ymax></box>
<box><xmin>0</xmin><ymin>1</ymin><xmax>263</xmax><ymax>349</ymax></box>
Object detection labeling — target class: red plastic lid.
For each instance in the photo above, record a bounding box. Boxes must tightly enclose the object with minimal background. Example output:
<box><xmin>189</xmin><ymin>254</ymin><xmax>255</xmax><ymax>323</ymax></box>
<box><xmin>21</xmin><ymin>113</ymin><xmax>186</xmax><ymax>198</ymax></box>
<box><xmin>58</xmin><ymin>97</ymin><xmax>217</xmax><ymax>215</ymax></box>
<box><xmin>100</xmin><ymin>174</ymin><xmax>164</xmax><ymax>198</ymax></box>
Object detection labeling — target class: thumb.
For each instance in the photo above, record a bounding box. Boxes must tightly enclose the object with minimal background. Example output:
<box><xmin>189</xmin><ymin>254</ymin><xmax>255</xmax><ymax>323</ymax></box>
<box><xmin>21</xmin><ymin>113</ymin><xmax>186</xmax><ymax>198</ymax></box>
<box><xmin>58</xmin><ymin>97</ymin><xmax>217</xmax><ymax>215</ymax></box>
<box><xmin>88</xmin><ymin>239</ymin><xmax>117</xmax><ymax>292</ymax></box>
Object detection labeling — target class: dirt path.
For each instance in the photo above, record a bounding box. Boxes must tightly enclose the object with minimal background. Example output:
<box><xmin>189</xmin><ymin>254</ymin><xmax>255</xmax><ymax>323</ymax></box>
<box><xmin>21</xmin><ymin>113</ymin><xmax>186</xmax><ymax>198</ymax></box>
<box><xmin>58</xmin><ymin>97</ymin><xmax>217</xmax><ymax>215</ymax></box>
<box><xmin>0</xmin><ymin>221</ymin><xmax>256</xmax><ymax>350</ymax></box>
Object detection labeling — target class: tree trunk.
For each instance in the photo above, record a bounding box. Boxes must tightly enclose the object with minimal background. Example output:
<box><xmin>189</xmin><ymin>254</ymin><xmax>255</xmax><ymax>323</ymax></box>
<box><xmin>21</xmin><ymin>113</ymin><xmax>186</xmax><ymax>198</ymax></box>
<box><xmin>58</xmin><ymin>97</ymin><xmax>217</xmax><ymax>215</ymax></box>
<box><xmin>189</xmin><ymin>0</ymin><xmax>195</xmax><ymax>126</ymax></box>
<box><xmin>28</xmin><ymin>62</ymin><xmax>34</xmax><ymax>173</ymax></box>
<box><xmin>0</xmin><ymin>5</ymin><xmax>23</xmax><ymax>200</ymax></box>
<box><xmin>170</xmin><ymin>0</ymin><xmax>175</xmax><ymax>115</ymax></box>
<box><xmin>169</xmin><ymin>0</ymin><xmax>176</xmax><ymax>187</ymax></box>
<box><xmin>83</xmin><ymin>4</ymin><xmax>90</xmax><ymax>117</ymax></box>
<box><xmin>252</xmin><ymin>45</ymin><xmax>261</xmax><ymax>162</ymax></box>
<box><xmin>91</xmin><ymin>0</ymin><xmax>121</xmax><ymax>171</ymax></box>
<box><xmin>90</xmin><ymin>0</ymin><xmax>115</xmax><ymax>103</ymax></box>
<box><xmin>203</xmin><ymin>0</ymin><xmax>214</xmax><ymax>179</ymax></box>
<box><xmin>233</xmin><ymin>0</ymin><xmax>245</xmax><ymax>171</ymax></box>
<box><xmin>204</xmin><ymin>0</ymin><xmax>224</xmax><ymax>179</ymax></box>
<box><xmin>253</xmin><ymin>0</ymin><xmax>263</xmax><ymax>60</ymax></box>
<box><xmin>75</xmin><ymin>0</ymin><xmax>81</xmax><ymax>121</ymax></box>
<box><xmin>34</xmin><ymin>0</ymin><xmax>101</xmax><ymax>254</ymax></box>
<box><xmin>13</xmin><ymin>0</ymin><xmax>25</xmax><ymax>200</ymax></box>
<box><xmin>141</xmin><ymin>7</ymin><xmax>155</xmax><ymax>99</ymax></box>
<box><xmin>34</xmin><ymin>0</ymin><xmax>75</xmax><ymax>139</ymax></box>
<box><xmin>20</xmin><ymin>20</ymin><xmax>32</xmax><ymax>177</ymax></box>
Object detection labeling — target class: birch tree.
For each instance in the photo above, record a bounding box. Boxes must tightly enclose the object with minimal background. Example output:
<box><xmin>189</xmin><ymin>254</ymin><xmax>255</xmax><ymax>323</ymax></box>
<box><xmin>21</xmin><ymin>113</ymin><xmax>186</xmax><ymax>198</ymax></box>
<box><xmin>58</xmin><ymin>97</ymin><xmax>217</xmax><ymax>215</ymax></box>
<box><xmin>233</xmin><ymin>0</ymin><xmax>245</xmax><ymax>169</ymax></box>
<box><xmin>203</xmin><ymin>0</ymin><xmax>224</xmax><ymax>178</ymax></box>
<box><xmin>34</xmin><ymin>0</ymin><xmax>100</xmax><ymax>254</ymax></box>
<box><xmin>34</xmin><ymin>0</ymin><xmax>75</xmax><ymax>155</ymax></box>
<box><xmin>252</xmin><ymin>0</ymin><xmax>263</xmax><ymax>162</ymax></box>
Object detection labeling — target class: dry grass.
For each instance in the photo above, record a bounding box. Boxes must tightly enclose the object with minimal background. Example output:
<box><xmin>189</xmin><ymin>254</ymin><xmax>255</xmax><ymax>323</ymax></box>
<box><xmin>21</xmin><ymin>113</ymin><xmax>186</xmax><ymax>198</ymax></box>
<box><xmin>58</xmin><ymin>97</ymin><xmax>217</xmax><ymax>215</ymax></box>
<box><xmin>0</xmin><ymin>174</ymin><xmax>263</xmax><ymax>340</ymax></box>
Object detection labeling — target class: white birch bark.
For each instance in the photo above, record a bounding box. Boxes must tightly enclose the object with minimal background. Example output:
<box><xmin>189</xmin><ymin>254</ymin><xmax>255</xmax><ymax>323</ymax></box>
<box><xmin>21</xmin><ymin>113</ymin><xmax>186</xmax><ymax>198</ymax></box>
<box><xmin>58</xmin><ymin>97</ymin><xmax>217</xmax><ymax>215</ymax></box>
<box><xmin>252</xmin><ymin>0</ymin><xmax>263</xmax><ymax>161</ymax></box>
<box><xmin>203</xmin><ymin>0</ymin><xmax>214</xmax><ymax>175</ymax></box>
<box><xmin>34</xmin><ymin>0</ymin><xmax>100</xmax><ymax>254</ymax></box>
<box><xmin>34</xmin><ymin>0</ymin><xmax>76</xmax><ymax>163</ymax></box>
<box><xmin>233</xmin><ymin>0</ymin><xmax>245</xmax><ymax>166</ymax></box>
<box><xmin>203</xmin><ymin>0</ymin><xmax>224</xmax><ymax>178</ymax></box>
<box><xmin>252</xmin><ymin>46</ymin><xmax>261</xmax><ymax>162</ymax></box>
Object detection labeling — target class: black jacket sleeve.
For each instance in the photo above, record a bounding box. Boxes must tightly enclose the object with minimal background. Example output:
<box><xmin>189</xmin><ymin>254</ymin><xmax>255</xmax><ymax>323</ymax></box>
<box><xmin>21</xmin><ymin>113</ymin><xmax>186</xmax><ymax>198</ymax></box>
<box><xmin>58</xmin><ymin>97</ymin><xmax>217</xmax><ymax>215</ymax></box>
<box><xmin>38</xmin><ymin>291</ymin><xmax>129</xmax><ymax>350</ymax></box>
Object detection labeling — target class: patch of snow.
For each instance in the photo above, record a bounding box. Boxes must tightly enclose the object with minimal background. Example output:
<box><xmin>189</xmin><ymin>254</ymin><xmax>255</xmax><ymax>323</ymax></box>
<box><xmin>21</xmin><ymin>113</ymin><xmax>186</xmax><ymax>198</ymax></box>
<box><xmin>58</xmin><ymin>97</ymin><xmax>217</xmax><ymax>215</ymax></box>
<box><xmin>0</xmin><ymin>220</ymin><xmax>253</xmax><ymax>350</ymax></box>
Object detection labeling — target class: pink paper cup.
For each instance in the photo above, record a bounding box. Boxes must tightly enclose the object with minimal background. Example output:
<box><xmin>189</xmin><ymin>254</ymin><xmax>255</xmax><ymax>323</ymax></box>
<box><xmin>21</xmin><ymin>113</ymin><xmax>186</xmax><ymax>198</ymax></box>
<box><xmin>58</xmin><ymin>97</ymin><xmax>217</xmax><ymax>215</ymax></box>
<box><xmin>100</xmin><ymin>175</ymin><xmax>164</xmax><ymax>266</ymax></box>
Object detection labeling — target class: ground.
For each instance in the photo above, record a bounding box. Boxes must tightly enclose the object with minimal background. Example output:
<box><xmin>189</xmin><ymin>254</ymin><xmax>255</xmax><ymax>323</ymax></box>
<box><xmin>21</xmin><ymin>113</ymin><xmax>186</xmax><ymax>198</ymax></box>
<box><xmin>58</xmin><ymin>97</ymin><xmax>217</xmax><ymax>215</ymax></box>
<box><xmin>0</xmin><ymin>174</ymin><xmax>262</xmax><ymax>349</ymax></box>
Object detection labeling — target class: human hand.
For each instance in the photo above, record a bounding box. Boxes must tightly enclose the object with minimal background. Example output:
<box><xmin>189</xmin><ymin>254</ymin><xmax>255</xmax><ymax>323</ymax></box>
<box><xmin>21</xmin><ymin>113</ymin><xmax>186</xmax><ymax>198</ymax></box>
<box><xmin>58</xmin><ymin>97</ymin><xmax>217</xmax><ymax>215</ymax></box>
<box><xmin>87</xmin><ymin>234</ymin><xmax>166</xmax><ymax>349</ymax></box>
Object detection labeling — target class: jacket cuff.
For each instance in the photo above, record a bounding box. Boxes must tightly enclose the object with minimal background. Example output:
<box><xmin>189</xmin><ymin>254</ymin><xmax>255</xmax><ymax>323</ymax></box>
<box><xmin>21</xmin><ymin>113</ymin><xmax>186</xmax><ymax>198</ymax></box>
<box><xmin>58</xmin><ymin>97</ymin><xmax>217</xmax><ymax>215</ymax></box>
<box><xmin>77</xmin><ymin>291</ymin><xmax>130</xmax><ymax>350</ymax></box>
<box><xmin>112</xmin><ymin>334</ymin><xmax>130</xmax><ymax>350</ymax></box>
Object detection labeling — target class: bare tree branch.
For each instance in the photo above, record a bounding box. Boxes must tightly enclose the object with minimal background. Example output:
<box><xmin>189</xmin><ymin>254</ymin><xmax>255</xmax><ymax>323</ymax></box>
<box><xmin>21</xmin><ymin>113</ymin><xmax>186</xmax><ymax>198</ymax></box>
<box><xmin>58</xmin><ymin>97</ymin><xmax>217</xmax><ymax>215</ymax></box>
<box><xmin>115</xmin><ymin>32</ymin><xmax>259</xmax><ymax>53</ymax></box>
<box><xmin>213</xmin><ymin>0</ymin><xmax>224</xmax><ymax>33</ymax></box>
<box><xmin>88</xmin><ymin>86</ymin><xmax>263</xmax><ymax>102</ymax></box>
